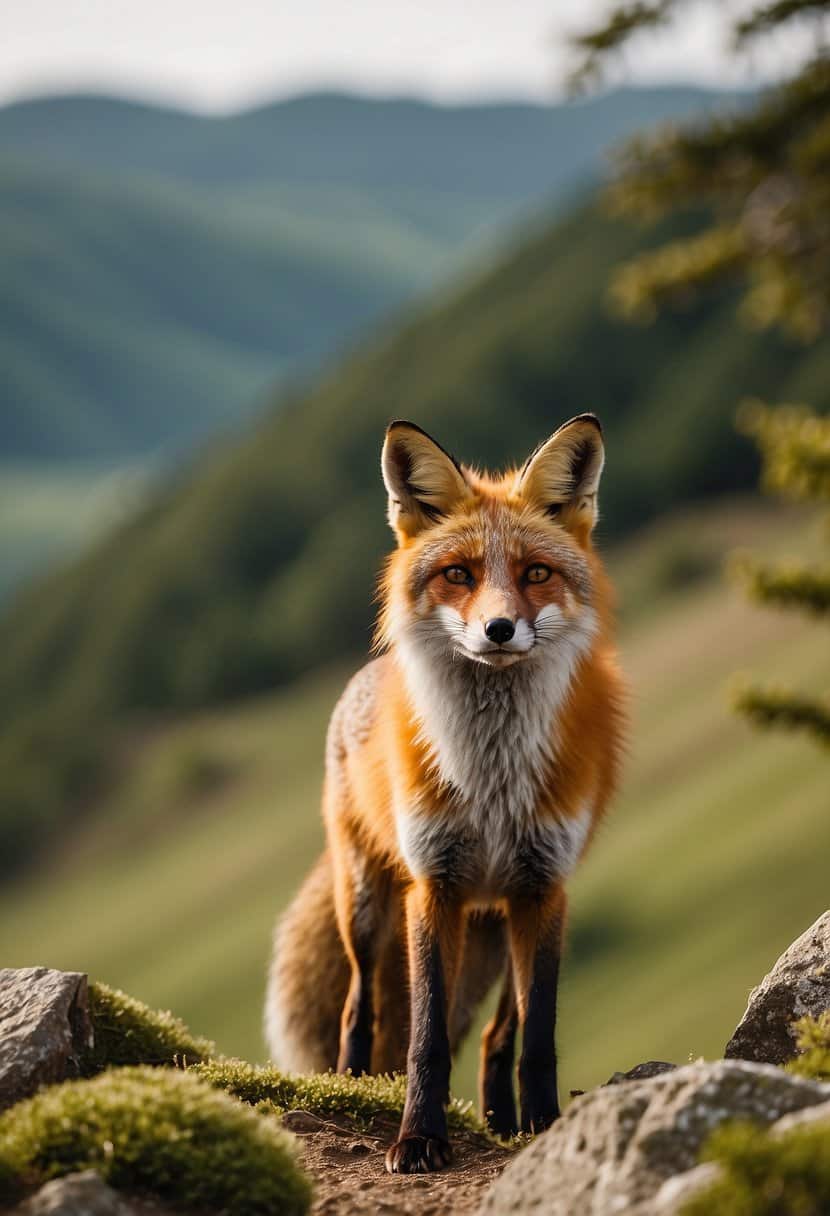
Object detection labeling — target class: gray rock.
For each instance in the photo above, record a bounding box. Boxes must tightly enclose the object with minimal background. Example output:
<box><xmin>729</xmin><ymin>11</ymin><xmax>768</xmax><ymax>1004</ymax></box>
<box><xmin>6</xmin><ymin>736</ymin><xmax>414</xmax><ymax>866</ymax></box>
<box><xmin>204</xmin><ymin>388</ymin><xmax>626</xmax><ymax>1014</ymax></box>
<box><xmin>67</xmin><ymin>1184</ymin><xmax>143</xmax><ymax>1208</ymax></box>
<box><xmin>478</xmin><ymin>1059</ymin><xmax>830</xmax><ymax>1216</ymax></box>
<box><xmin>605</xmin><ymin>1061</ymin><xmax>677</xmax><ymax>1085</ymax></box>
<box><xmin>725</xmin><ymin>911</ymin><xmax>830</xmax><ymax>1065</ymax></box>
<box><xmin>652</xmin><ymin>1163</ymin><xmax>723</xmax><ymax>1213</ymax></box>
<box><xmin>772</xmin><ymin>1096</ymin><xmax>830</xmax><ymax>1137</ymax></box>
<box><xmin>12</xmin><ymin>1172</ymin><xmax>185</xmax><ymax>1215</ymax></box>
<box><xmin>0</xmin><ymin>968</ymin><xmax>93</xmax><ymax>1110</ymax></box>
<box><xmin>13</xmin><ymin>1172</ymin><xmax>125</xmax><ymax>1215</ymax></box>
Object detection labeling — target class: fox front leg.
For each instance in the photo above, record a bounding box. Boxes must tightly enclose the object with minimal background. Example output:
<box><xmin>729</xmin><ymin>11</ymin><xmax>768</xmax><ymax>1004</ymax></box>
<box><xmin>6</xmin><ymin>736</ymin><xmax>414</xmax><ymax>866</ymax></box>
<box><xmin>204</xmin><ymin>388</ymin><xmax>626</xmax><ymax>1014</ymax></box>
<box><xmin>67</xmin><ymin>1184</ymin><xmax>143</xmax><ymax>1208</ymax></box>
<box><xmin>385</xmin><ymin>882</ymin><xmax>463</xmax><ymax>1174</ymax></box>
<box><xmin>508</xmin><ymin>887</ymin><xmax>566</xmax><ymax>1134</ymax></box>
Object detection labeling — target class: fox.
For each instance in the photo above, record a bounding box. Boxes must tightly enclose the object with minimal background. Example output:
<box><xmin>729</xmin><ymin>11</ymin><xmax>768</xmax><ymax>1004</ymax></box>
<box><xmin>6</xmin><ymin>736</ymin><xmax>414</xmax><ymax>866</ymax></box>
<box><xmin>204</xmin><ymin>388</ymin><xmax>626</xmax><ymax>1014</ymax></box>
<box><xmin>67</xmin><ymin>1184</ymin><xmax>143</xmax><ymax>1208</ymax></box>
<box><xmin>265</xmin><ymin>414</ymin><xmax>625</xmax><ymax>1174</ymax></box>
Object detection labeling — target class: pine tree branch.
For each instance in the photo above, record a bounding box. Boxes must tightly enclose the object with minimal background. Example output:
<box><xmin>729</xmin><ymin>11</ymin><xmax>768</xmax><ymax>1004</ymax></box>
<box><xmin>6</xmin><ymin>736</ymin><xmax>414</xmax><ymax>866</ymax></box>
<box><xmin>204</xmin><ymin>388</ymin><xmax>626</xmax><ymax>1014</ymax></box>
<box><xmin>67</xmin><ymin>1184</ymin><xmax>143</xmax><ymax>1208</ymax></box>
<box><xmin>568</xmin><ymin>2</ymin><xmax>676</xmax><ymax>91</ymax></box>
<box><xmin>609</xmin><ymin>224</ymin><xmax>747</xmax><ymax>319</ymax></box>
<box><xmin>732</xmin><ymin>682</ymin><xmax>830</xmax><ymax>744</ymax></box>
<box><xmin>734</xmin><ymin>0</ymin><xmax>830</xmax><ymax>45</ymax></box>
<box><xmin>608</xmin><ymin>56</ymin><xmax>830</xmax><ymax>218</ymax></box>
<box><xmin>732</xmin><ymin>554</ymin><xmax>830</xmax><ymax>615</ymax></box>
<box><xmin>738</xmin><ymin>402</ymin><xmax>830</xmax><ymax>500</ymax></box>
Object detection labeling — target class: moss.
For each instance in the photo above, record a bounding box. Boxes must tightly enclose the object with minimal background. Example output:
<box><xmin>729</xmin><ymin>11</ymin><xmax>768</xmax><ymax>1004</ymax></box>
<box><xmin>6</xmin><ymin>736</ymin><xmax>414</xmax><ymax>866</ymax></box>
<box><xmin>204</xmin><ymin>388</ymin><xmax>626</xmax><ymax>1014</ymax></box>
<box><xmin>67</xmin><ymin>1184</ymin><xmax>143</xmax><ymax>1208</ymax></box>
<box><xmin>192</xmin><ymin>1058</ymin><xmax>484</xmax><ymax>1133</ymax></box>
<box><xmin>681</xmin><ymin>1120</ymin><xmax>830</xmax><ymax>1216</ymax></box>
<box><xmin>786</xmin><ymin>1012</ymin><xmax>830</xmax><ymax>1083</ymax></box>
<box><xmin>85</xmin><ymin>981</ymin><xmax>215</xmax><ymax>1072</ymax></box>
<box><xmin>0</xmin><ymin>1066</ymin><xmax>311</xmax><ymax>1215</ymax></box>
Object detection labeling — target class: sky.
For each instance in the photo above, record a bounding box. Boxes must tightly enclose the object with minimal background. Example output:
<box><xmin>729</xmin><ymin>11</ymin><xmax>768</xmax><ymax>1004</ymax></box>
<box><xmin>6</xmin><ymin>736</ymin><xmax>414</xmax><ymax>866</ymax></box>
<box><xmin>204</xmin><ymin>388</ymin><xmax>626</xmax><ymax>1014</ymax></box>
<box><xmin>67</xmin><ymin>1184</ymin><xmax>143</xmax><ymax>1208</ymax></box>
<box><xmin>1</xmin><ymin>0</ymin><xmax>812</xmax><ymax>113</ymax></box>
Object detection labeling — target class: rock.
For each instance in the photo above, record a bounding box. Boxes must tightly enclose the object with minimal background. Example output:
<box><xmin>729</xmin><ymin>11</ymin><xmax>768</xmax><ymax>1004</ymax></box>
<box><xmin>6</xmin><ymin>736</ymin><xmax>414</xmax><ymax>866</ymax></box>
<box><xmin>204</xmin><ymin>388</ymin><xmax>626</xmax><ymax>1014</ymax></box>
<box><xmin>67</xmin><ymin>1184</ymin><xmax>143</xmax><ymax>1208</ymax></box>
<box><xmin>13</xmin><ymin>1172</ymin><xmax>125</xmax><ymax>1215</ymax></box>
<box><xmin>771</xmin><ymin>1096</ymin><xmax>830</xmax><ymax>1137</ymax></box>
<box><xmin>725</xmin><ymin>911</ymin><xmax>830</xmax><ymax>1065</ymax></box>
<box><xmin>0</xmin><ymin>968</ymin><xmax>92</xmax><ymax>1110</ymax></box>
<box><xmin>605</xmin><ymin>1061</ymin><xmax>677</xmax><ymax>1085</ymax></box>
<box><xmin>281</xmin><ymin>1109</ymin><xmax>328</xmax><ymax>1133</ymax></box>
<box><xmin>11</xmin><ymin>1171</ymin><xmax>186</xmax><ymax>1215</ymax></box>
<box><xmin>652</xmin><ymin>1163</ymin><xmax>723</xmax><ymax>1213</ymax></box>
<box><xmin>477</xmin><ymin>1059</ymin><xmax>830</xmax><ymax>1216</ymax></box>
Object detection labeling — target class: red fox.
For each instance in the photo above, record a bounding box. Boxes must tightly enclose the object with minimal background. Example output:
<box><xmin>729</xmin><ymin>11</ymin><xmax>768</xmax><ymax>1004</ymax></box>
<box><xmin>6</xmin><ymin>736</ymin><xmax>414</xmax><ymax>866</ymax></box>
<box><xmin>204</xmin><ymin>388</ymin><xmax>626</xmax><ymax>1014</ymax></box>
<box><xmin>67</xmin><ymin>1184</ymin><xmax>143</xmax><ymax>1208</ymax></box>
<box><xmin>265</xmin><ymin>415</ymin><xmax>625</xmax><ymax>1173</ymax></box>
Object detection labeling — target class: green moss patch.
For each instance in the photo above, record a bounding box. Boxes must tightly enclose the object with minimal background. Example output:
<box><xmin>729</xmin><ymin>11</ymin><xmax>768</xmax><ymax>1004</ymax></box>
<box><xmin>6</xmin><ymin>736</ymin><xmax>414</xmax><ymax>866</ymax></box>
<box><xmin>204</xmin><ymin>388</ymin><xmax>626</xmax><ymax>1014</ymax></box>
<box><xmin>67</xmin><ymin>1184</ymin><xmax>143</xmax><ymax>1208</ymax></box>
<box><xmin>681</xmin><ymin>1119</ymin><xmax>830</xmax><ymax>1216</ymax></box>
<box><xmin>85</xmin><ymin>981</ymin><xmax>215</xmax><ymax>1071</ymax></box>
<box><xmin>192</xmin><ymin>1058</ymin><xmax>484</xmax><ymax>1133</ymax></box>
<box><xmin>0</xmin><ymin>1066</ymin><xmax>310</xmax><ymax>1215</ymax></box>
<box><xmin>786</xmin><ymin>1013</ymin><xmax>830</xmax><ymax>1083</ymax></box>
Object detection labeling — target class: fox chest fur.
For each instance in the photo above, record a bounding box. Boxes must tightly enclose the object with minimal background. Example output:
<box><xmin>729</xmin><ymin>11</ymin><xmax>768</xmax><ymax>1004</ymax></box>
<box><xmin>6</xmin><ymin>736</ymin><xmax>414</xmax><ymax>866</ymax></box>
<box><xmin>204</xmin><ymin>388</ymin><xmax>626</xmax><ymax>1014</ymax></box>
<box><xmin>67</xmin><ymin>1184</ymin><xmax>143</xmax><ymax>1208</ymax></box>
<box><xmin>392</xmin><ymin>643</ymin><xmax>594</xmax><ymax>898</ymax></box>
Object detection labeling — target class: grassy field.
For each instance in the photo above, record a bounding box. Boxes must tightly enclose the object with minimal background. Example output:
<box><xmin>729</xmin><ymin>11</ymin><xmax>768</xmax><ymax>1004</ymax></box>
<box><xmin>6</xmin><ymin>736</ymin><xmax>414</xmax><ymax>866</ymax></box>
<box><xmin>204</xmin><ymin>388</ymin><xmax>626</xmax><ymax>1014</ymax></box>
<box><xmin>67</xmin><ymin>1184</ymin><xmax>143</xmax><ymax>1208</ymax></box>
<box><xmin>0</xmin><ymin>499</ymin><xmax>827</xmax><ymax>1104</ymax></box>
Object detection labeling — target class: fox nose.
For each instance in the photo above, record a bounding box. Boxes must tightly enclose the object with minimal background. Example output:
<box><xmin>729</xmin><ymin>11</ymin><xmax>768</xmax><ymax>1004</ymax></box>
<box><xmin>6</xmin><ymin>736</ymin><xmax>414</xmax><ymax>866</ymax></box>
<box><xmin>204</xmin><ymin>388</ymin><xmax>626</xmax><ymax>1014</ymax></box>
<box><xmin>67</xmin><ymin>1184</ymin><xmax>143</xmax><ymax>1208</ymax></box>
<box><xmin>484</xmin><ymin>617</ymin><xmax>515</xmax><ymax>645</ymax></box>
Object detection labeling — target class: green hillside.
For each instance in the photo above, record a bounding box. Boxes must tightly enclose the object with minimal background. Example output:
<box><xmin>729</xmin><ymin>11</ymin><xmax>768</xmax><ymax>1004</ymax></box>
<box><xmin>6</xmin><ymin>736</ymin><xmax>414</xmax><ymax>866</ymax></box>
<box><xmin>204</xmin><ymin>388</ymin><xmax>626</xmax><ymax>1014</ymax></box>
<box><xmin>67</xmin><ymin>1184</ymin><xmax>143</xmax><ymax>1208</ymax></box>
<box><xmin>1</xmin><ymin>200</ymin><xmax>829</xmax><ymax>874</ymax></box>
<box><xmin>0</xmin><ymin>156</ymin><xmax>444</xmax><ymax>464</ymax></box>
<box><xmin>0</xmin><ymin>85</ymin><xmax>751</xmax><ymax>596</ymax></box>
<box><xmin>1</xmin><ymin>501</ymin><xmax>826</xmax><ymax>1103</ymax></box>
<box><xmin>0</xmin><ymin>85</ymin><xmax>746</xmax><ymax>467</ymax></box>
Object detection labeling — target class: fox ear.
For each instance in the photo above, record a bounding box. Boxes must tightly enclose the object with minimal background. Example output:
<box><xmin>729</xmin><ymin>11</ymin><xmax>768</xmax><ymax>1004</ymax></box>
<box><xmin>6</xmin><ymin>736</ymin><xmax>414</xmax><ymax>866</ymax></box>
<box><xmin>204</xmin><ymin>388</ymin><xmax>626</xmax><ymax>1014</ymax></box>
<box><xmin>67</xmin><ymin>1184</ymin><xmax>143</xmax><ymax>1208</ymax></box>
<box><xmin>382</xmin><ymin>421</ymin><xmax>470</xmax><ymax>539</ymax></box>
<box><xmin>517</xmin><ymin>414</ymin><xmax>604</xmax><ymax>540</ymax></box>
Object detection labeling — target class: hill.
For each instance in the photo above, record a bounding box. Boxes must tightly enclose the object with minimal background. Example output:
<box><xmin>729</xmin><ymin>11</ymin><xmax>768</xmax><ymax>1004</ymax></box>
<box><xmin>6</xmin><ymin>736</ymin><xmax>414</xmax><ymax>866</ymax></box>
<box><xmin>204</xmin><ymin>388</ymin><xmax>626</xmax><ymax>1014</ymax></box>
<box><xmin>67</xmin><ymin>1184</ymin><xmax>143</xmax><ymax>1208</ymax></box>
<box><xmin>0</xmin><ymin>85</ymin><xmax>745</xmax><ymax>467</ymax></box>
<box><xmin>0</xmin><ymin>87</ymin><xmax>742</xmax><ymax>194</ymax></box>
<box><xmin>0</xmin><ymin>155</ymin><xmax>439</xmax><ymax>463</ymax></box>
<box><xmin>1</xmin><ymin>500</ymin><xmax>826</xmax><ymax>1102</ymax></box>
<box><xmin>2</xmin><ymin>199</ymin><xmax>830</xmax><ymax>872</ymax></box>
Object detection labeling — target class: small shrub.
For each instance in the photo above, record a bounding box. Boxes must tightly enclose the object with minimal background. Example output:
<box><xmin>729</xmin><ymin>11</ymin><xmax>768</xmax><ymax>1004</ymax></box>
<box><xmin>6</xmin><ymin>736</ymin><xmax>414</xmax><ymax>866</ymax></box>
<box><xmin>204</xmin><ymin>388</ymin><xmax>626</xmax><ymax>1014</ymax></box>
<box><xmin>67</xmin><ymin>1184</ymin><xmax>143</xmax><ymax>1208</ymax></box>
<box><xmin>85</xmin><ymin>981</ymin><xmax>215</xmax><ymax>1072</ymax></box>
<box><xmin>192</xmin><ymin>1058</ymin><xmax>483</xmax><ymax>1132</ymax></box>
<box><xmin>681</xmin><ymin>1120</ymin><xmax>830</xmax><ymax>1216</ymax></box>
<box><xmin>786</xmin><ymin>1012</ymin><xmax>830</xmax><ymax>1083</ymax></box>
<box><xmin>0</xmin><ymin>1066</ymin><xmax>311</xmax><ymax>1214</ymax></box>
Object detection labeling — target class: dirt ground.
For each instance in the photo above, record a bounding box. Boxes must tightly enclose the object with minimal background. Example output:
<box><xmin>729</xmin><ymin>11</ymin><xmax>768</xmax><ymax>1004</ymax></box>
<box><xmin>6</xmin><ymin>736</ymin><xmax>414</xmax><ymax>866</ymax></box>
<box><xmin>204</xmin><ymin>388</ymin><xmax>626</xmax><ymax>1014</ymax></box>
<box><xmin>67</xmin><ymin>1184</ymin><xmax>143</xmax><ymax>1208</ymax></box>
<box><xmin>281</xmin><ymin>1110</ymin><xmax>513</xmax><ymax>1215</ymax></box>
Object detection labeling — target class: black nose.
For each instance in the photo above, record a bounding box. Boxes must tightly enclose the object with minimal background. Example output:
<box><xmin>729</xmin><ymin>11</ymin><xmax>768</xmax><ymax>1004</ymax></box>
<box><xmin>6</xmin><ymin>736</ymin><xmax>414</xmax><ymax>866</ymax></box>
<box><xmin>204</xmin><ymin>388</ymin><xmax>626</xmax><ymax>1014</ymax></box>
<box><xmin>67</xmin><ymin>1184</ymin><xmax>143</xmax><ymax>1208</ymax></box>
<box><xmin>484</xmin><ymin>617</ymin><xmax>515</xmax><ymax>645</ymax></box>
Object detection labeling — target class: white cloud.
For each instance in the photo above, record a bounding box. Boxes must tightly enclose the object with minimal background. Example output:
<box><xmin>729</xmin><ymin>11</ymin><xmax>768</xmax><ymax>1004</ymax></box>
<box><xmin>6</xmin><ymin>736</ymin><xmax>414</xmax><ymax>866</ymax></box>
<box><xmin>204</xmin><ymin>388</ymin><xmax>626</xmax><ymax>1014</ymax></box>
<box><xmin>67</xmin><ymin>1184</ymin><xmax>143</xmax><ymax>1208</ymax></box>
<box><xmin>0</xmin><ymin>0</ymin><xmax>815</xmax><ymax>112</ymax></box>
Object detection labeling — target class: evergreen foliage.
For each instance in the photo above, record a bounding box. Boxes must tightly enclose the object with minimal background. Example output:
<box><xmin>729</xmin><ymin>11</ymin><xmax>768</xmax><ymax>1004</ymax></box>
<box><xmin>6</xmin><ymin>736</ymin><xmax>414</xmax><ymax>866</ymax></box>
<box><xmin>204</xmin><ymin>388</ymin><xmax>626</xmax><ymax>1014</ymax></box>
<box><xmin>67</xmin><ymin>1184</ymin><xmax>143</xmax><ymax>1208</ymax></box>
<box><xmin>573</xmin><ymin>3</ymin><xmax>830</xmax><ymax>749</ymax></box>
<box><xmin>571</xmin><ymin>1</ymin><xmax>830</xmax><ymax>337</ymax></box>
<box><xmin>730</xmin><ymin>404</ymin><xmax>830</xmax><ymax>746</ymax></box>
<box><xmin>0</xmin><ymin>1067</ymin><xmax>311</xmax><ymax>1215</ymax></box>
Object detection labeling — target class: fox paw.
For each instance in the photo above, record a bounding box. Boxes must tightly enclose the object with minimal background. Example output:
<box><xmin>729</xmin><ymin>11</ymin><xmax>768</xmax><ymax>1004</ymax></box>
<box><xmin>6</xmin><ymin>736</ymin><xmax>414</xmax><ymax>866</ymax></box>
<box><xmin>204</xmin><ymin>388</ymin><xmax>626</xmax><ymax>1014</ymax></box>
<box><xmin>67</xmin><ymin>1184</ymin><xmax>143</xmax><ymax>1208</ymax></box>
<box><xmin>385</xmin><ymin>1135</ymin><xmax>452</xmax><ymax>1174</ymax></box>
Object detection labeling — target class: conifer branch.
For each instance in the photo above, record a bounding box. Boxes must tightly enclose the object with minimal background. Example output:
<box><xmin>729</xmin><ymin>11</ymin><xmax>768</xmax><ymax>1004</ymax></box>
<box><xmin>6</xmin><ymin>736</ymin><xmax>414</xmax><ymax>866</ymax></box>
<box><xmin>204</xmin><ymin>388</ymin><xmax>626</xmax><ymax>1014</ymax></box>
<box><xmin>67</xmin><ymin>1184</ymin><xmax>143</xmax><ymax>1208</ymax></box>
<box><xmin>732</xmin><ymin>682</ymin><xmax>830</xmax><ymax>744</ymax></box>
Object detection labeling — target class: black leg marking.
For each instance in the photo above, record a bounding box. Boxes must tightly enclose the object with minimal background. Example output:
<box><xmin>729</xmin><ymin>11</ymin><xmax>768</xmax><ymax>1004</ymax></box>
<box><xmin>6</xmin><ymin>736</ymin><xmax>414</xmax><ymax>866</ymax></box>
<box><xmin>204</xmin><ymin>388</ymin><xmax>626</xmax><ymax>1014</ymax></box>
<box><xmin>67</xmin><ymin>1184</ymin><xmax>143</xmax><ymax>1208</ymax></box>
<box><xmin>518</xmin><ymin>920</ymin><xmax>562</xmax><ymax>1134</ymax></box>
<box><xmin>479</xmin><ymin>963</ymin><xmax>518</xmax><ymax>1137</ymax></box>
<box><xmin>386</xmin><ymin>917</ymin><xmax>453</xmax><ymax>1174</ymax></box>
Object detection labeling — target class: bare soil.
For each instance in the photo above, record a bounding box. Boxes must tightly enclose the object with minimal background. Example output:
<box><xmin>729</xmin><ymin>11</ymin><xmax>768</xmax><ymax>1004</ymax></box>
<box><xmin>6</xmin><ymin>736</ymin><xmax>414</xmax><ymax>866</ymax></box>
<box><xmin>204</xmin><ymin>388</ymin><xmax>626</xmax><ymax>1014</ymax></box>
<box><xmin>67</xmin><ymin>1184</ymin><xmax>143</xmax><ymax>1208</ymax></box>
<box><xmin>281</xmin><ymin>1111</ymin><xmax>513</xmax><ymax>1215</ymax></box>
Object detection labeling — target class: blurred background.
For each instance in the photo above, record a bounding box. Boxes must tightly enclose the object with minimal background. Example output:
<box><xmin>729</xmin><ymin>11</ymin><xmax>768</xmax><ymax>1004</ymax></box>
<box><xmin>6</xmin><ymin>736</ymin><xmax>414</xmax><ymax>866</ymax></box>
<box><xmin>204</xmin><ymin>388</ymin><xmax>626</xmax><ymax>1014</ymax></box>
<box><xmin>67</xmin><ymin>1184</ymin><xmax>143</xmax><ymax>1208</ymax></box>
<box><xmin>1</xmin><ymin>0</ymin><xmax>828</xmax><ymax>1101</ymax></box>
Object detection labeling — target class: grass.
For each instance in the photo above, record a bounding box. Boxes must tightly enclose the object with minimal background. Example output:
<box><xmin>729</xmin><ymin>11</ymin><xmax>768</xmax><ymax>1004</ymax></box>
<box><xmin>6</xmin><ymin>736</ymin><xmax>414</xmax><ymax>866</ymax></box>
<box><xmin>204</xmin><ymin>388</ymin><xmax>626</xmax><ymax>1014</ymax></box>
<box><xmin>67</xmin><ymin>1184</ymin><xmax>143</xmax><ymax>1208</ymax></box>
<box><xmin>192</xmin><ymin>1058</ymin><xmax>482</xmax><ymax>1132</ymax></box>
<box><xmin>0</xmin><ymin>1067</ymin><xmax>311</xmax><ymax>1215</ymax></box>
<box><xmin>0</xmin><ymin>499</ymin><xmax>827</xmax><ymax>1104</ymax></box>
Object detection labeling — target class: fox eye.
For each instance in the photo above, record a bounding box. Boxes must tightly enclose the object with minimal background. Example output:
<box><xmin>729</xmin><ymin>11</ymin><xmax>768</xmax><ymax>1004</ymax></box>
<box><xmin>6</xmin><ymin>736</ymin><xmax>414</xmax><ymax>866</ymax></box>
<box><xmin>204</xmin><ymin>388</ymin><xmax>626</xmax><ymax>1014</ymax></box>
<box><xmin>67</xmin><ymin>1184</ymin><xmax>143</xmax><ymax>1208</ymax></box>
<box><xmin>526</xmin><ymin>563</ymin><xmax>553</xmax><ymax>584</ymax></box>
<box><xmin>443</xmin><ymin>565</ymin><xmax>473</xmax><ymax>585</ymax></box>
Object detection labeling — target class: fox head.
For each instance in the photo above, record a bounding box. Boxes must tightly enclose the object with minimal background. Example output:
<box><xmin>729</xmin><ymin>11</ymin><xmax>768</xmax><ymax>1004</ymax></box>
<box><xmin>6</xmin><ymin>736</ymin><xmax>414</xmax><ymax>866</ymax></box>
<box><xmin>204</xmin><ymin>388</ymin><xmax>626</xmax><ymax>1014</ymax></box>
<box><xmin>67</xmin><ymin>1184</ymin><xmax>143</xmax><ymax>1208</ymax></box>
<box><xmin>378</xmin><ymin>416</ymin><xmax>606</xmax><ymax>669</ymax></box>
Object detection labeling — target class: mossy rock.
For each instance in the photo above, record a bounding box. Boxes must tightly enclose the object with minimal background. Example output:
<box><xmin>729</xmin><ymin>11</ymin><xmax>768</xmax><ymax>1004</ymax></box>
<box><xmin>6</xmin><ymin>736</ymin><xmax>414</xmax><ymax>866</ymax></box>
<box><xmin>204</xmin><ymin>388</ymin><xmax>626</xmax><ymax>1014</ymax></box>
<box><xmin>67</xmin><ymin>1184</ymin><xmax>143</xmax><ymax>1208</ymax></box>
<box><xmin>192</xmin><ymin>1058</ymin><xmax>484</xmax><ymax>1132</ymax></box>
<box><xmin>85</xmin><ymin>982</ymin><xmax>215</xmax><ymax>1072</ymax></box>
<box><xmin>680</xmin><ymin>1119</ymin><xmax>830</xmax><ymax>1216</ymax></box>
<box><xmin>0</xmin><ymin>1065</ymin><xmax>311</xmax><ymax>1215</ymax></box>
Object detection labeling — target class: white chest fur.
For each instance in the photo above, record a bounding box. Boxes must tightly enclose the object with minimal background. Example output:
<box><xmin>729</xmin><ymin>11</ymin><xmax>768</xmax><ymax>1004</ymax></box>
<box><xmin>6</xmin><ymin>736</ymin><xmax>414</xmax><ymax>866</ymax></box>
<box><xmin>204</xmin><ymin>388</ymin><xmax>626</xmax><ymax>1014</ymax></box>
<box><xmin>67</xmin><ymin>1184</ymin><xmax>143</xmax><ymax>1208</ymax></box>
<box><xmin>394</xmin><ymin>633</ymin><xmax>593</xmax><ymax>892</ymax></box>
